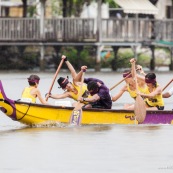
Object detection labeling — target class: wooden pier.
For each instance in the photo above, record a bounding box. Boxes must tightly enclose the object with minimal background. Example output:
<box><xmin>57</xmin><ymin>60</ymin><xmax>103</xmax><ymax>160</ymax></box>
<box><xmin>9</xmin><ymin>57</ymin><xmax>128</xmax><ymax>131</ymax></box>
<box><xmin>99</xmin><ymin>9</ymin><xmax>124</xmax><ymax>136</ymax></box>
<box><xmin>0</xmin><ymin>17</ymin><xmax>173</xmax><ymax>70</ymax></box>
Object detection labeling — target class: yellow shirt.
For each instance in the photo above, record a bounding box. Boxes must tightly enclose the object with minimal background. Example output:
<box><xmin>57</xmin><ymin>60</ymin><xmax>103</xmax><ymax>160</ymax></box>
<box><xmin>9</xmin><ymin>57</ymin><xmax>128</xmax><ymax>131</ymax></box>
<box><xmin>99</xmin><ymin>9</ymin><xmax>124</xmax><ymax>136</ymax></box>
<box><xmin>145</xmin><ymin>84</ymin><xmax>164</xmax><ymax>107</ymax></box>
<box><xmin>21</xmin><ymin>87</ymin><xmax>36</xmax><ymax>103</ymax></box>
<box><xmin>127</xmin><ymin>84</ymin><xmax>148</xmax><ymax>99</ymax></box>
<box><xmin>70</xmin><ymin>83</ymin><xmax>91</xmax><ymax>104</ymax></box>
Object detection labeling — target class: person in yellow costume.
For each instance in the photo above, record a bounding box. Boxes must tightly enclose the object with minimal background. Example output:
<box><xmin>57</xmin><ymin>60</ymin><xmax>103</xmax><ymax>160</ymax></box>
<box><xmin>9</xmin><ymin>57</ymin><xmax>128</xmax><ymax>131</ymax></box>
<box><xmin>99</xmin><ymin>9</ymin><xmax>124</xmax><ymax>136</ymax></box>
<box><xmin>112</xmin><ymin>59</ymin><xmax>147</xmax><ymax>110</ymax></box>
<box><xmin>46</xmin><ymin>55</ymin><xmax>91</xmax><ymax>106</ymax></box>
<box><xmin>137</xmin><ymin>72</ymin><xmax>164</xmax><ymax>110</ymax></box>
<box><xmin>129</xmin><ymin>58</ymin><xmax>164</xmax><ymax>110</ymax></box>
<box><xmin>21</xmin><ymin>75</ymin><xmax>48</xmax><ymax>104</ymax></box>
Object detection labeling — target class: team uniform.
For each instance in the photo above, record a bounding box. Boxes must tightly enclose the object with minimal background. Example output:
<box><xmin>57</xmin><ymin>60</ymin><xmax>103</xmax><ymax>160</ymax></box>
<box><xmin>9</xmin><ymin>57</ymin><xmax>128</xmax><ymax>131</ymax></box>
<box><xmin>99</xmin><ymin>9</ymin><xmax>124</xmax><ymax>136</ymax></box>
<box><xmin>127</xmin><ymin>84</ymin><xmax>148</xmax><ymax>99</ymax></box>
<box><xmin>21</xmin><ymin>87</ymin><xmax>36</xmax><ymax>103</ymax></box>
<box><xmin>69</xmin><ymin>83</ymin><xmax>91</xmax><ymax>104</ymax></box>
<box><xmin>145</xmin><ymin>83</ymin><xmax>164</xmax><ymax>110</ymax></box>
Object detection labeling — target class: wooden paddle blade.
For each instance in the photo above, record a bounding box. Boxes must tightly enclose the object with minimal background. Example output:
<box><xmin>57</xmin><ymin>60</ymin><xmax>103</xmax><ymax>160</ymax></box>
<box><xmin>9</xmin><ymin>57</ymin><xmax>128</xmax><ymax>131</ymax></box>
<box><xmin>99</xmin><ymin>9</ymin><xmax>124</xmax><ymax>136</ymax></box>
<box><xmin>70</xmin><ymin>109</ymin><xmax>82</xmax><ymax>125</ymax></box>
<box><xmin>134</xmin><ymin>95</ymin><xmax>146</xmax><ymax>123</ymax></box>
<box><xmin>70</xmin><ymin>103</ymin><xmax>82</xmax><ymax>125</ymax></box>
<box><xmin>69</xmin><ymin>71</ymin><xmax>85</xmax><ymax>126</ymax></box>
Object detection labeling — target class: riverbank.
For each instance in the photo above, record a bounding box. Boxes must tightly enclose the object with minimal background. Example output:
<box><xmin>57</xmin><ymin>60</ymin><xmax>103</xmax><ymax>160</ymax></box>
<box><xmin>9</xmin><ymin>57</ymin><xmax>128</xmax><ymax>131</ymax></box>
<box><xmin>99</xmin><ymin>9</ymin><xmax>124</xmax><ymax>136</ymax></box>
<box><xmin>0</xmin><ymin>65</ymin><xmax>171</xmax><ymax>74</ymax></box>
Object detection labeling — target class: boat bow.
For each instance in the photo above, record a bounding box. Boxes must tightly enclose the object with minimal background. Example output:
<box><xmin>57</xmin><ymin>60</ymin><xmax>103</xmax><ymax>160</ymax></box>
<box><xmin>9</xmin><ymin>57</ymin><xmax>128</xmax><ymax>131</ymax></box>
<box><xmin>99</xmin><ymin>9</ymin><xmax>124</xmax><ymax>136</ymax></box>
<box><xmin>0</xmin><ymin>80</ymin><xmax>17</xmax><ymax>120</ymax></box>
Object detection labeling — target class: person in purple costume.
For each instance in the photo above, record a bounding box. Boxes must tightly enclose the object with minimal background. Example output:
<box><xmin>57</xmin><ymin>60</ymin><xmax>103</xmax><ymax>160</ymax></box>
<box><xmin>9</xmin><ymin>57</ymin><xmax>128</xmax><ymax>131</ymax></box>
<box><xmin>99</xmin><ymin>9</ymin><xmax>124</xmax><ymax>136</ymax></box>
<box><xmin>78</xmin><ymin>77</ymin><xmax>112</xmax><ymax>109</ymax></box>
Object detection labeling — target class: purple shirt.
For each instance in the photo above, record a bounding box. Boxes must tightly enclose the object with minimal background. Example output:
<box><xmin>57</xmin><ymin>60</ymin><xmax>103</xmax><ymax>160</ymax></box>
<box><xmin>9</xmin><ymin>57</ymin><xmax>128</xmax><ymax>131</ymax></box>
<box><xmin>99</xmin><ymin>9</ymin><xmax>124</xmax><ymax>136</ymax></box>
<box><xmin>84</xmin><ymin>78</ymin><xmax>112</xmax><ymax>109</ymax></box>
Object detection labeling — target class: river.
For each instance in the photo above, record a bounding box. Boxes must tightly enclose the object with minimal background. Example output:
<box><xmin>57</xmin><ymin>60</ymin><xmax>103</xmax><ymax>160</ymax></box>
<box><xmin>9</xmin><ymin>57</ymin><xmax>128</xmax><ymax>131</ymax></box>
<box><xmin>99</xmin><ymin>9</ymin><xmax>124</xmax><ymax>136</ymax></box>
<box><xmin>0</xmin><ymin>71</ymin><xmax>173</xmax><ymax>173</ymax></box>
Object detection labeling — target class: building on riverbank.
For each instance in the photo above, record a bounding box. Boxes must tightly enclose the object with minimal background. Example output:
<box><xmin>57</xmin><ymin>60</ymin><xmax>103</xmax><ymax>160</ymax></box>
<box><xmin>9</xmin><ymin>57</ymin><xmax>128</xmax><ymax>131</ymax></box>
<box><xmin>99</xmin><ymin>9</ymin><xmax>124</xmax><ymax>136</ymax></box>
<box><xmin>0</xmin><ymin>0</ymin><xmax>172</xmax><ymax>71</ymax></box>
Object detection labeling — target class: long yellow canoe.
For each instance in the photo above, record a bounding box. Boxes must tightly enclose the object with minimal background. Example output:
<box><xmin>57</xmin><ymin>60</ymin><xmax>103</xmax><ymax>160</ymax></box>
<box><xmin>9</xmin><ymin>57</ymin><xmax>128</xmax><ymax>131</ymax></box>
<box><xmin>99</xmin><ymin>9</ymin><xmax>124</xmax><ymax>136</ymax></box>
<box><xmin>0</xmin><ymin>80</ymin><xmax>173</xmax><ymax>125</ymax></box>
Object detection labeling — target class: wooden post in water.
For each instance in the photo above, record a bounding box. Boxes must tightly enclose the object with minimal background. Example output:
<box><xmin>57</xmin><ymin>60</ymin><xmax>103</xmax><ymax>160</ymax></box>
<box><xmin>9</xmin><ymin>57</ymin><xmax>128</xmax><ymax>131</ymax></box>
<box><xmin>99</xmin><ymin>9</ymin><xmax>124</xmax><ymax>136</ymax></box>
<box><xmin>95</xmin><ymin>0</ymin><xmax>102</xmax><ymax>72</ymax></box>
<box><xmin>39</xmin><ymin>0</ymin><xmax>46</xmax><ymax>71</ymax></box>
<box><xmin>112</xmin><ymin>46</ymin><xmax>119</xmax><ymax>71</ymax></box>
<box><xmin>150</xmin><ymin>45</ymin><xmax>155</xmax><ymax>71</ymax></box>
<box><xmin>40</xmin><ymin>45</ymin><xmax>45</xmax><ymax>71</ymax></box>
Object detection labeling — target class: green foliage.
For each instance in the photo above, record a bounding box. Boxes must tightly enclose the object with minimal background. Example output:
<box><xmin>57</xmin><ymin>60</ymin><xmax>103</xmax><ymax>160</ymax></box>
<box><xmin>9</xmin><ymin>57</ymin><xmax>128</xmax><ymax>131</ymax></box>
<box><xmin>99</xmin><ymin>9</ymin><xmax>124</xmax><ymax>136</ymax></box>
<box><xmin>53</xmin><ymin>0</ymin><xmax>119</xmax><ymax>17</ymax></box>
<box><xmin>0</xmin><ymin>47</ymin><xmax>18</xmax><ymax>69</ymax></box>
<box><xmin>60</xmin><ymin>47</ymin><xmax>79</xmax><ymax>68</ymax></box>
<box><xmin>0</xmin><ymin>46</ymin><xmax>39</xmax><ymax>70</ymax></box>
<box><xmin>137</xmin><ymin>54</ymin><xmax>150</xmax><ymax>67</ymax></box>
<box><xmin>54</xmin><ymin>46</ymin><xmax>95</xmax><ymax>70</ymax></box>
<box><xmin>27</xmin><ymin>6</ymin><xmax>37</xmax><ymax>17</ymax></box>
<box><xmin>104</xmin><ymin>0</ymin><xmax>118</xmax><ymax>8</ymax></box>
<box><xmin>80</xmin><ymin>49</ymin><xmax>95</xmax><ymax>68</ymax></box>
<box><xmin>156</xmin><ymin>47</ymin><xmax>170</xmax><ymax>53</ymax></box>
<box><xmin>111</xmin><ymin>49</ymin><xmax>135</xmax><ymax>70</ymax></box>
<box><xmin>0</xmin><ymin>45</ymin><xmax>170</xmax><ymax>71</ymax></box>
<box><xmin>17</xmin><ymin>53</ymin><xmax>39</xmax><ymax>70</ymax></box>
<box><xmin>100</xmin><ymin>52</ymin><xmax>114</xmax><ymax>68</ymax></box>
<box><xmin>51</xmin><ymin>0</ymin><xmax>62</xmax><ymax>16</ymax></box>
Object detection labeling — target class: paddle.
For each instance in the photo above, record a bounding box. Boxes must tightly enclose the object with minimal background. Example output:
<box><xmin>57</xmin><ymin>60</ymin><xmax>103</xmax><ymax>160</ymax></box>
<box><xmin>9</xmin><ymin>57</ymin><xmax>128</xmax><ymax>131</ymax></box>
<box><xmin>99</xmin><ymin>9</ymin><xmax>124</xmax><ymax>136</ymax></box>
<box><xmin>133</xmin><ymin>61</ymin><xmax>146</xmax><ymax>123</ymax></box>
<box><xmin>162</xmin><ymin>79</ymin><xmax>173</xmax><ymax>92</ymax></box>
<box><xmin>46</xmin><ymin>59</ymin><xmax>64</xmax><ymax>101</ymax></box>
<box><xmin>109</xmin><ymin>68</ymin><xmax>139</xmax><ymax>91</ymax></box>
<box><xmin>109</xmin><ymin>72</ymin><xmax>132</xmax><ymax>91</ymax></box>
<box><xmin>70</xmin><ymin>71</ymin><xmax>85</xmax><ymax>126</ymax></box>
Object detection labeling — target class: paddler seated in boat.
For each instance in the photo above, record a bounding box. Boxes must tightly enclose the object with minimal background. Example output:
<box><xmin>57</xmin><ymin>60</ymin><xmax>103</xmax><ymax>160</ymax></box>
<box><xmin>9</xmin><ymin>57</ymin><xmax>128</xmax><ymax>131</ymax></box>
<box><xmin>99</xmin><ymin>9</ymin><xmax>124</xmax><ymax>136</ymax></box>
<box><xmin>112</xmin><ymin>59</ymin><xmax>147</xmax><ymax>109</ymax></box>
<box><xmin>46</xmin><ymin>55</ymin><xmax>91</xmax><ymax>106</ymax></box>
<box><xmin>137</xmin><ymin>72</ymin><xmax>164</xmax><ymax>110</ymax></box>
<box><xmin>78</xmin><ymin>76</ymin><xmax>112</xmax><ymax>109</ymax></box>
<box><xmin>21</xmin><ymin>75</ymin><xmax>48</xmax><ymax>104</ymax></box>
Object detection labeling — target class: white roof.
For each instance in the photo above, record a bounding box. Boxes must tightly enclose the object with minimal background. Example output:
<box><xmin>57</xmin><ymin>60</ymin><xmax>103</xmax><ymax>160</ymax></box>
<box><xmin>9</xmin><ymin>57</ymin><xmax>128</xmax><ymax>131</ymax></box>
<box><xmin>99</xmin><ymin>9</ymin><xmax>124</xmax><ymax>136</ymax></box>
<box><xmin>0</xmin><ymin>1</ymin><xmax>22</xmax><ymax>7</ymax></box>
<box><xmin>114</xmin><ymin>0</ymin><xmax>158</xmax><ymax>14</ymax></box>
<box><xmin>0</xmin><ymin>0</ymin><xmax>36</xmax><ymax>7</ymax></box>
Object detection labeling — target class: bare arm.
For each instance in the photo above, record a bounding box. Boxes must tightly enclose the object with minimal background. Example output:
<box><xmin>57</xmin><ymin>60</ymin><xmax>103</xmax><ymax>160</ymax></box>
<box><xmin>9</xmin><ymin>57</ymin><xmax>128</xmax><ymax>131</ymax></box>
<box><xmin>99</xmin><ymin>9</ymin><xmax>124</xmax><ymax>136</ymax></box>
<box><xmin>61</xmin><ymin>55</ymin><xmax>77</xmax><ymax>79</ymax></box>
<box><xmin>35</xmin><ymin>89</ymin><xmax>48</xmax><ymax>104</ymax></box>
<box><xmin>49</xmin><ymin>92</ymin><xmax>71</xmax><ymax>99</ymax></box>
<box><xmin>130</xmin><ymin>59</ymin><xmax>146</xmax><ymax>80</ymax></box>
<box><xmin>73</xmin><ymin>66</ymin><xmax>87</xmax><ymax>84</ymax></box>
<box><xmin>139</xmin><ymin>86</ymin><xmax>162</xmax><ymax>98</ymax></box>
<box><xmin>137</xmin><ymin>74</ymin><xmax>145</xmax><ymax>81</ymax></box>
<box><xmin>137</xmin><ymin>74</ymin><xmax>146</xmax><ymax>87</ymax></box>
<box><xmin>79</xmin><ymin>94</ymin><xmax>100</xmax><ymax>103</ymax></box>
<box><xmin>136</xmin><ymin>65</ymin><xmax>146</xmax><ymax>76</ymax></box>
<box><xmin>112</xmin><ymin>85</ymin><xmax>127</xmax><ymax>102</ymax></box>
<box><xmin>129</xmin><ymin>58</ymin><xmax>136</xmax><ymax>79</ymax></box>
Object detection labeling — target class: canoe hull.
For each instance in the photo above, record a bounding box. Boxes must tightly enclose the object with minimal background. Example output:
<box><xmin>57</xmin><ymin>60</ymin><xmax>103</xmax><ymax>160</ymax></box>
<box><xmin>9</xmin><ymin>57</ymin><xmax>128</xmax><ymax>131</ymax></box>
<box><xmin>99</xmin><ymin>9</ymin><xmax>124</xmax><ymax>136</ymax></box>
<box><xmin>1</xmin><ymin>101</ymin><xmax>138</xmax><ymax>125</ymax></box>
<box><xmin>1</xmin><ymin>80</ymin><xmax>173</xmax><ymax>125</ymax></box>
<box><xmin>1</xmin><ymin>101</ymin><xmax>173</xmax><ymax>125</ymax></box>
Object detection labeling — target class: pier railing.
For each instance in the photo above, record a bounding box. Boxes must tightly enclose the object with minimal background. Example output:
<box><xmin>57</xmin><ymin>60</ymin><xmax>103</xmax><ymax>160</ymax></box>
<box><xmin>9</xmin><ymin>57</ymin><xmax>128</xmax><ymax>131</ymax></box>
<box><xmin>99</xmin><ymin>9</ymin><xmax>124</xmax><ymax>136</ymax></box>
<box><xmin>0</xmin><ymin>18</ymin><xmax>172</xmax><ymax>43</ymax></box>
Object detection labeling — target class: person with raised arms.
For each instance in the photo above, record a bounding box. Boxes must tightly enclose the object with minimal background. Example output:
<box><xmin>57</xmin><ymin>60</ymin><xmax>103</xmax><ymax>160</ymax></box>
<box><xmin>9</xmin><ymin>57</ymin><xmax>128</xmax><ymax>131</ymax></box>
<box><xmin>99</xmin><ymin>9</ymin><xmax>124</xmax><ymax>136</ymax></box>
<box><xmin>46</xmin><ymin>55</ymin><xmax>91</xmax><ymax>106</ymax></box>
<box><xmin>112</xmin><ymin>58</ymin><xmax>147</xmax><ymax>110</ymax></box>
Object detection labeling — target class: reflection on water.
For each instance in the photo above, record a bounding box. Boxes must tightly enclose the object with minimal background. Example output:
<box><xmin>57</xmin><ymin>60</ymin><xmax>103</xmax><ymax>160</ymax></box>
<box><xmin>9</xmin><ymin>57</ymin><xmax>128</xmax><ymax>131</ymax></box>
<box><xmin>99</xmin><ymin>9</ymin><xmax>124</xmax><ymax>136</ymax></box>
<box><xmin>1</xmin><ymin>72</ymin><xmax>173</xmax><ymax>172</ymax></box>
